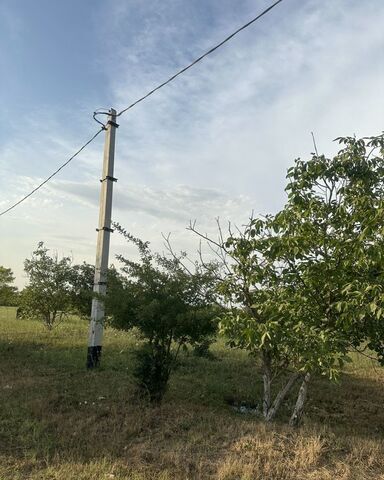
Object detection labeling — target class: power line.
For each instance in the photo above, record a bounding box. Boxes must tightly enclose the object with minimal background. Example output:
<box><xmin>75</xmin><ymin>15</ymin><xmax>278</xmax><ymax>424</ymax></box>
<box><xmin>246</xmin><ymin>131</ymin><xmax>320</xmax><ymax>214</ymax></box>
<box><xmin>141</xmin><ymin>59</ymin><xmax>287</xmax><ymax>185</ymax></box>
<box><xmin>1</xmin><ymin>0</ymin><xmax>284</xmax><ymax>217</ymax></box>
<box><xmin>115</xmin><ymin>0</ymin><xmax>284</xmax><ymax>117</ymax></box>
<box><xmin>0</xmin><ymin>127</ymin><xmax>104</xmax><ymax>217</ymax></box>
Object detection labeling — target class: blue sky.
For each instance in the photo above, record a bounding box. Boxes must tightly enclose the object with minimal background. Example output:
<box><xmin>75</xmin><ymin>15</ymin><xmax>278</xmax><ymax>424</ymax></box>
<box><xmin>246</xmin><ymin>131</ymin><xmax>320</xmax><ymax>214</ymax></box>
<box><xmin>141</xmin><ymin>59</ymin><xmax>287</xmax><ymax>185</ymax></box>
<box><xmin>1</xmin><ymin>0</ymin><xmax>384</xmax><ymax>287</ymax></box>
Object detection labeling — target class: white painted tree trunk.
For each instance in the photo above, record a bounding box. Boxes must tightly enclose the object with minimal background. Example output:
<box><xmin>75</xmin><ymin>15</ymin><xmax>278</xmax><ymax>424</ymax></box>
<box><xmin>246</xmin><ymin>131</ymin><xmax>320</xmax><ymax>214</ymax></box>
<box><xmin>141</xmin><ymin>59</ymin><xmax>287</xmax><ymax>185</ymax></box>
<box><xmin>265</xmin><ymin>371</ymin><xmax>300</xmax><ymax>422</ymax></box>
<box><xmin>289</xmin><ymin>372</ymin><xmax>311</xmax><ymax>427</ymax></box>
<box><xmin>261</xmin><ymin>348</ymin><xmax>301</xmax><ymax>422</ymax></box>
<box><xmin>262</xmin><ymin>350</ymin><xmax>272</xmax><ymax>418</ymax></box>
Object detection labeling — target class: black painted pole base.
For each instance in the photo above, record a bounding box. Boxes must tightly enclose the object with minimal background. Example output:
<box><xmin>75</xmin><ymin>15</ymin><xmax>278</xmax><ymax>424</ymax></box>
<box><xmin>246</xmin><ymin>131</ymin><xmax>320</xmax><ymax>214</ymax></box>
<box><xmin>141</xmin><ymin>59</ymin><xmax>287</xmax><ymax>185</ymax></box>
<box><xmin>87</xmin><ymin>346</ymin><xmax>102</xmax><ymax>369</ymax></box>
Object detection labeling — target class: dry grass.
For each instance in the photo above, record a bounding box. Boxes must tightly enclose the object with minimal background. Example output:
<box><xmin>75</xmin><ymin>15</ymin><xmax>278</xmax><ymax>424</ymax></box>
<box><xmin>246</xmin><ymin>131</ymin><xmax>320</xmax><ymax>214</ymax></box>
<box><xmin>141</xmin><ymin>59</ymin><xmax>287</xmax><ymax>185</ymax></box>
<box><xmin>0</xmin><ymin>309</ymin><xmax>383</xmax><ymax>479</ymax></box>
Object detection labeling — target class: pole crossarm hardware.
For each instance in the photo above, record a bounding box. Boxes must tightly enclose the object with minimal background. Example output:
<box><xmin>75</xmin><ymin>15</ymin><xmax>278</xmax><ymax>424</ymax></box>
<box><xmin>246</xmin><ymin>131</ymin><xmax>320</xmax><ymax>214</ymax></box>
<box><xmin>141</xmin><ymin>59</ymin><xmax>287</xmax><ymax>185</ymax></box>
<box><xmin>86</xmin><ymin>108</ymin><xmax>118</xmax><ymax>369</ymax></box>
<box><xmin>100</xmin><ymin>175</ymin><xmax>118</xmax><ymax>183</ymax></box>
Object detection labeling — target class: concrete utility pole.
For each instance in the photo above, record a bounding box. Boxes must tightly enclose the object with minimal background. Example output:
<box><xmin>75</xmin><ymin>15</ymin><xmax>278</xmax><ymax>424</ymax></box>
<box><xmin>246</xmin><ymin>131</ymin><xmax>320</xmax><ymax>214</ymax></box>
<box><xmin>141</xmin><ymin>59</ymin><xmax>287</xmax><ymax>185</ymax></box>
<box><xmin>87</xmin><ymin>108</ymin><xmax>118</xmax><ymax>369</ymax></box>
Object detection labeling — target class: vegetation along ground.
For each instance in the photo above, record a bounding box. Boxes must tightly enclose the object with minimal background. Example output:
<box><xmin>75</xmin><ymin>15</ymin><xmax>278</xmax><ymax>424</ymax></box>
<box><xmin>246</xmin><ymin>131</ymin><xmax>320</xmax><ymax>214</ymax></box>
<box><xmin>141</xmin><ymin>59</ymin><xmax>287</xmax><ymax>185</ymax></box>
<box><xmin>0</xmin><ymin>308</ymin><xmax>383</xmax><ymax>480</ymax></box>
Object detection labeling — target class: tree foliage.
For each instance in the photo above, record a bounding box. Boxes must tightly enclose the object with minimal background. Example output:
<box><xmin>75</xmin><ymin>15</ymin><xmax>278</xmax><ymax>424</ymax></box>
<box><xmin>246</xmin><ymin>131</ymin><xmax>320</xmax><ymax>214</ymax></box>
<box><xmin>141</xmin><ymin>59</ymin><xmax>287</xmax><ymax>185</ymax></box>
<box><xmin>106</xmin><ymin>224</ymin><xmax>220</xmax><ymax>403</ymax></box>
<box><xmin>191</xmin><ymin>133</ymin><xmax>384</xmax><ymax>425</ymax></box>
<box><xmin>18</xmin><ymin>244</ymin><xmax>117</xmax><ymax>327</ymax></box>
<box><xmin>267</xmin><ymin>134</ymin><xmax>384</xmax><ymax>366</ymax></box>
<box><xmin>20</xmin><ymin>242</ymin><xmax>74</xmax><ymax>329</ymax></box>
<box><xmin>0</xmin><ymin>266</ymin><xmax>18</xmax><ymax>306</ymax></box>
<box><xmin>69</xmin><ymin>262</ymin><xmax>95</xmax><ymax>319</ymax></box>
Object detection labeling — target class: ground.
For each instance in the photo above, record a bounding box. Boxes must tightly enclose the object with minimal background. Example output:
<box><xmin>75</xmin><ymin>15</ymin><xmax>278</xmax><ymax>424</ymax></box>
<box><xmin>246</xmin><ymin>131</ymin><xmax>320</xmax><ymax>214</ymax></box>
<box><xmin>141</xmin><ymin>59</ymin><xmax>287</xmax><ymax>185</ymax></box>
<box><xmin>0</xmin><ymin>307</ymin><xmax>383</xmax><ymax>480</ymax></box>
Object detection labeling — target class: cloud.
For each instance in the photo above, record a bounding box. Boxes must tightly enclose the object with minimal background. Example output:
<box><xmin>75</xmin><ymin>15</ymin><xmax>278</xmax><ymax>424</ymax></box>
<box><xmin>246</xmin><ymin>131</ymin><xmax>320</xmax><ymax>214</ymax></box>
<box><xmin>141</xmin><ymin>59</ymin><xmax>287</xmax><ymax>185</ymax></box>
<box><xmin>50</xmin><ymin>179</ymin><xmax>253</xmax><ymax>224</ymax></box>
<box><xmin>97</xmin><ymin>0</ymin><xmax>384</xmax><ymax>214</ymax></box>
<box><xmin>2</xmin><ymin>0</ymin><xmax>384</xmax><ymax>288</ymax></box>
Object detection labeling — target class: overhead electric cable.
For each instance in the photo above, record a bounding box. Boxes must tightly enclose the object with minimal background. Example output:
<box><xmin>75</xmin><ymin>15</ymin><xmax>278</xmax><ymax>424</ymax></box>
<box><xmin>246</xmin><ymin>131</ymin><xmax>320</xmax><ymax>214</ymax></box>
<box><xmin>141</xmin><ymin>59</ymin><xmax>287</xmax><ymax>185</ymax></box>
<box><xmin>0</xmin><ymin>128</ymin><xmax>104</xmax><ymax>217</ymax></box>
<box><xmin>116</xmin><ymin>0</ymin><xmax>284</xmax><ymax>117</ymax></box>
<box><xmin>2</xmin><ymin>0</ymin><xmax>284</xmax><ymax>217</ymax></box>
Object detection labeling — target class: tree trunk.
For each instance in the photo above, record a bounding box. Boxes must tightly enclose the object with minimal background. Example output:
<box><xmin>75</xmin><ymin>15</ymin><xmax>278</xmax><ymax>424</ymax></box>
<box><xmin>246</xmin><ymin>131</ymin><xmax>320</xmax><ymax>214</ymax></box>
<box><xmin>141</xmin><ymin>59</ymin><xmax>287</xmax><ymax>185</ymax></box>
<box><xmin>289</xmin><ymin>372</ymin><xmax>311</xmax><ymax>427</ymax></box>
<box><xmin>265</xmin><ymin>371</ymin><xmax>300</xmax><ymax>422</ymax></box>
<box><xmin>45</xmin><ymin>313</ymin><xmax>53</xmax><ymax>330</ymax></box>
<box><xmin>262</xmin><ymin>350</ymin><xmax>272</xmax><ymax>418</ymax></box>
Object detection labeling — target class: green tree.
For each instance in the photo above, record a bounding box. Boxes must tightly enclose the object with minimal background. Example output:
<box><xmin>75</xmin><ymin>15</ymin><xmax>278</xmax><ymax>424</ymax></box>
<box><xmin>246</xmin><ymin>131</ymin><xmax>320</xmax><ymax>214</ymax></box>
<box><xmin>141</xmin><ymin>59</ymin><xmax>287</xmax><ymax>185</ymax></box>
<box><xmin>0</xmin><ymin>266</ymin><xmax>18</xmax><ymax>306</ymax></box>
<box><xmin>68</xmin><ymin>262</ymin><xmax>123</xmax><ymax>320</ymax></box>
<box><xmin>191</xmin><ymin>219</ymin><xmax>345</xmax><ymax>425</ymax></box>
<box><xmin>69</xmin><ymin>262</ymin><xmax>95</xmax><ymax>319</ymax></box>
<box><xmin>264</xmin><ymin>134</ymin><xmax>384</xmax><ymax>423</ymax></box>
<box><xmin>106</xmin><ymin>224</ymin><xmax>219</xmax><ymax>403</ymax></box>
<box><xmin>20</xmin><ymin>242</ymin><xmax>74</xmax><ymax>329</ymax></box>
<box><xmin>191</xmin><ymin>133</ymin><xmax>384</xmax><ymax>426</ymax></box>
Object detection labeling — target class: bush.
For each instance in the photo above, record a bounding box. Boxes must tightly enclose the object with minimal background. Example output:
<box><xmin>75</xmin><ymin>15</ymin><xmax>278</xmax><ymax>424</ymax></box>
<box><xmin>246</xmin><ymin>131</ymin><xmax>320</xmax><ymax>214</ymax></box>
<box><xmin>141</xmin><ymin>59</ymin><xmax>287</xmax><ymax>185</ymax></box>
<box><xmin>106</xmin><ymin>224</ymin><xmax>220</xmax><ymax>403</ymax></box>
<box><xmin>134</xmin><ymin>344</ymin><xmax>173</xmax><ymax>403</ymax></box>
<box><xmin>192</xmin><ymin>338</ymin><xmax>216</xmax><ymax>359</ymax></box>
<box><xmin>21</xmin><ymin>242</ymin><xmax>73</xmax><ymax>329</ymax></box>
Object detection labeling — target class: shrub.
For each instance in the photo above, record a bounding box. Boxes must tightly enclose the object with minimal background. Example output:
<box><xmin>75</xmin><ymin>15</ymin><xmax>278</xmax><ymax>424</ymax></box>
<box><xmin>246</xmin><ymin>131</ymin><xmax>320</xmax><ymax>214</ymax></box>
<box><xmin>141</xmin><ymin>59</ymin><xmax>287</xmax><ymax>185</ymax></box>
<box><xmin>106</xmin><ymin>224</ymin><xmax>220</xmax><ymax>403</ymax></box>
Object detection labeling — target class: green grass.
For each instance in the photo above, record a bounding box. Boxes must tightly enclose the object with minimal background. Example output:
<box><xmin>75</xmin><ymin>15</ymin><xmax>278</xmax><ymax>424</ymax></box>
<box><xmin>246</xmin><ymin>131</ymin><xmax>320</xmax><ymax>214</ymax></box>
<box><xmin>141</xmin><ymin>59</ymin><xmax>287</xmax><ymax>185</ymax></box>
<box><xmin>1</xmin><ymin>307</ymin><xmax>384</xmax><ymax>479</ymax></box>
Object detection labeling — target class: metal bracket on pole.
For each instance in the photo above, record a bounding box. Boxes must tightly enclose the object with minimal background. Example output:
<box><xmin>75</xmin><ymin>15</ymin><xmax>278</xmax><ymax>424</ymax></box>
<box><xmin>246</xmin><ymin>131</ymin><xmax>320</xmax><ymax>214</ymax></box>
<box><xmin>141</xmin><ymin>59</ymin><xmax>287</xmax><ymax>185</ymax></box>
<box><xmin>107</xmin><ymin>120</ymin><xmax>119</xmax><ymax>128</ymax></box>
<box><xmin>100</xmin><ymin>175</ymin><xmax>118</xmax><ymax>183</ymax></box>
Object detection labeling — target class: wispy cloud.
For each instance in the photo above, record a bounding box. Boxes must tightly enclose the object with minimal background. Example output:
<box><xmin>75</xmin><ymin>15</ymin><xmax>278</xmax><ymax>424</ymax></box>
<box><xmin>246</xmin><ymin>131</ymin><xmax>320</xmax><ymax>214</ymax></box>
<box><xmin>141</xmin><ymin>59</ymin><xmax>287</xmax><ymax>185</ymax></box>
<box><xmin>99</xmin><ymin>0</ymin><xmax>384</xmax><ymax>210</ymax></box>
<box><xmin>2</xmin><ymin>0</ymin><xmax>384</xmax><ymax>287</ymax></box>
<box><xmin>50</xmin><ymin>179</ymin><xmax>253</xmax><ymax>224</ymax></box>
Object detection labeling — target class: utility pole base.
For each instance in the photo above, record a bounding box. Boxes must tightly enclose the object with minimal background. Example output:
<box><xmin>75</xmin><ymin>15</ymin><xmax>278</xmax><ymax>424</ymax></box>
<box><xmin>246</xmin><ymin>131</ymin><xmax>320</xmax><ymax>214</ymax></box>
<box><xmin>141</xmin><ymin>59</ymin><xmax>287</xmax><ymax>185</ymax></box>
<box><xmin>86</xmin><ymin>346</ymin><xmax>102</xmax><ymax>369</ymax></box>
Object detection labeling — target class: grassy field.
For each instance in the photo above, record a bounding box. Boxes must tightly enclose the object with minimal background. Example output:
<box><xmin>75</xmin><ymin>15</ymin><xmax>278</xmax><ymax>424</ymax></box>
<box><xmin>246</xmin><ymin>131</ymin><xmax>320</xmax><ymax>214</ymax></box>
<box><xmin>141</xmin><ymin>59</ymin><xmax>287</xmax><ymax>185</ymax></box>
<box><xmin>0</xmin><ymin>307</ymin><xmax>383</xmax><ymax>479</ymax></box>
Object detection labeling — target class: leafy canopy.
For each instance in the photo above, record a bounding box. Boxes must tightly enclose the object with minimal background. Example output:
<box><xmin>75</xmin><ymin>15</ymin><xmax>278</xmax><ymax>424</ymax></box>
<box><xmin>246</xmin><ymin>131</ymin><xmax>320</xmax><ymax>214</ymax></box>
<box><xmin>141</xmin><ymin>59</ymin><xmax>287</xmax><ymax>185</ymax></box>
<box><xmin>204</xmin><ymin>133</ymin><xmax>384</xmax><ymax>424</ymax></box>
<box><xmin>266</xmin><ymin>134</ymin><xmax>384</xmax><ymax>365</ymax></box>
<box><xmin>106</xmin><ymin>224</ymin><xmax>219</xmax><ymax>402</ymax></box>
<box><xmin>0</xmin><ymin>266</ymin><xmax>18</xmax><ymax>306</ymax></box>
<box><xmin>20</xmin><ymin>242</ymin><xmax>74</xmax><ymax>329</ymax></box>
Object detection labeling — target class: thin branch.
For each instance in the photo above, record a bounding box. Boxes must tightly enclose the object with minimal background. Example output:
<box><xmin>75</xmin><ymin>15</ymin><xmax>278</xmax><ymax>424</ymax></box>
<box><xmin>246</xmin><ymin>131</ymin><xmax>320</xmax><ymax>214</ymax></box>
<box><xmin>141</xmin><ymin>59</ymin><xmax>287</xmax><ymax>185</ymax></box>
<box><xmin>348</xmin><ymin>344</ymin><xmax>379</xmax><ymax>363</ymax></box>
<box><xmin>162</xmin><ymin>232</ymin><xmax>194</xmax><ymax>276</ymax></box>
<box><xmin>311</xmin><ymin>131</ymin><xmax>320</xmax><ymax>157</ymax></box>
<box><xmin>187</xmin><ymin>221</ymin><xmax>226</xmax><ymax>252</ymax></box>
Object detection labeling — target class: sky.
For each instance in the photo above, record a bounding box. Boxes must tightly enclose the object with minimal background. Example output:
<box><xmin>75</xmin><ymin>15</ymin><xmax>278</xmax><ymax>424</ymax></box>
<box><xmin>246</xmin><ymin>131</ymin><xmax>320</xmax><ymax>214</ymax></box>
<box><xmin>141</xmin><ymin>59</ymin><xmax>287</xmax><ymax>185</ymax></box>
<box><xmin>0</xmin><ymin>0</ymin><xmax>383</xmax><ymax>288</ymax></box>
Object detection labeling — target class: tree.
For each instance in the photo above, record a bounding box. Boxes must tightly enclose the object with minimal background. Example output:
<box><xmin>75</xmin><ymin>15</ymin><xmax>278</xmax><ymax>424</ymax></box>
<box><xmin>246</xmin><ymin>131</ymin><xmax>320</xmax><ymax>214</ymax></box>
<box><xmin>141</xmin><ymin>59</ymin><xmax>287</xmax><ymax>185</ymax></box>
<box><xmin>20</xmin><ymin>242</ymin><xmax>74</xmax><ymax>329</ymax></box>
<box><xmin>264</xmin><ymin>134</ymin><xmax>384</xmax><ymax>423</ymax></box>
<box><xmin>190</xmin><ymin>219</ymin><xmax>345</xmax><ymax>425</ymax></box>
<box><xmin>68</xmin><ymin>262</ymin><xmax>123</xmax><ymax>320</ymax></box>
<box><xmin>190</xmin><ymin>133</ymin><xmax>384</xmax><ymax>426</ymax></box>
<box><xmin>0</xmin><ymin>266</ymin><xmax>18</xmax><ymax>306</ymax></box>
<box><xmin>106</xmin><ymin>224</ymin><xmax>220</xmax><ymax>403</ymax></box>
<box><xmin>69</xmin><ymin>262</ymin><xmax>95</xmax><ymax>319</ymax></box>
